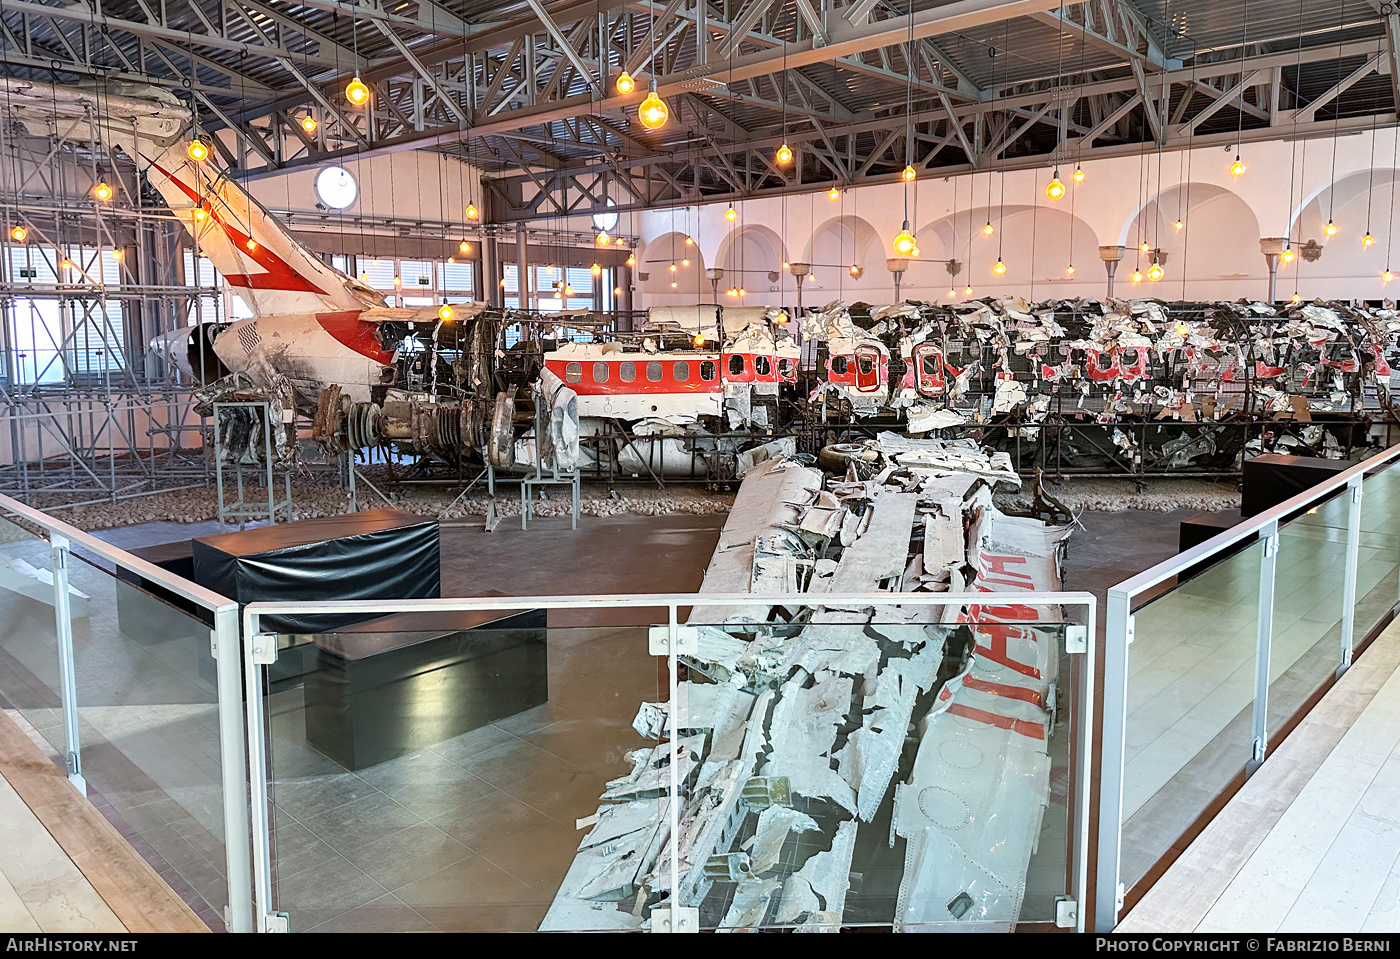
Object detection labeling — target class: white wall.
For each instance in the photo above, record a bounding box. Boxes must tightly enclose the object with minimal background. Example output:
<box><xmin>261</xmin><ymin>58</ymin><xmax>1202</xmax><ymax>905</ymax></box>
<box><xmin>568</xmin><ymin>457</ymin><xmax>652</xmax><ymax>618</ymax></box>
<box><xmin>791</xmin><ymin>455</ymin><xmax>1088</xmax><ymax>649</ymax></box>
<box><xmin>630</xmin><ymin>129</ymin><xmax>1400</xmax><ymax>308</ymax></box>
<box><xmin>246</xmin><ymin>151</ymin><xmax>485</xmax><ymax>224</ymax></box>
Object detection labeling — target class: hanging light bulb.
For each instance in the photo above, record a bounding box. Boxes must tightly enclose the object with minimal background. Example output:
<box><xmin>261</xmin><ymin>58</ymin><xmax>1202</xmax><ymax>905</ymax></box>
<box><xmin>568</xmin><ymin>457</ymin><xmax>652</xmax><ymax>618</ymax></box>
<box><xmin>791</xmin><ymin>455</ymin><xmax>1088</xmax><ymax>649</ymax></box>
<box><xmin>1292</xmin><ymin>292</ymin><xmax>1302</xmax><ymax>304</ymax></box>
<box><xmin>739</xmin><ymin>287</ymin><xmax>747</xmax><ymax>296</ymax></box>
<box><xmin>60</xmin><ymin>259</ymin><xmax>72</xmax><ymax>271</ymax></box>
<box><xmin>447</xmin><ymin>256</ymin><xmax>455</xmax><ymax>264</ymax></box>
<box><xmin>1386</xmin><ymin>268</ymin><xmax>1395</xmax><ymax>283</ymax></box>
<box><xmin>193</xmin><ymin>207</ymin><xmax>206</xmax><ymax>222</ymax></box>
<box><xmin>901</xmin><ymin>165</ymin><xmax>916</xmax><ymax>182</ymax></box>
<box><xmin>668</xmin><ymin>262</ymin><xmax>677</xmax><ymax>273</ymax></box>
<box><xmin>1066</xmin><ymin>264</ymin><xmax>1075</xmax><ymax>276</ymax></box>
<box><xmin>393</xmin><ymin>275</ymin><xmax>401</xmax><ymax>286</ymax></box>
<box><xmin>465</xmin><ymin>203</ymin><xmax>479</xmax><ymax>221</ymax></box>
<box><xmin>1073</xmin><ymin>166</ymin><xmax>1085</xmax><ymax>183</ymax></box>
<box><xmin>565</xmin><ymin>284</ymin><xmax>575</xmax><ymax>295</ymax></box>
<box><xmin>638</xmin><ymin>86</ymin><xmax>668</xmax><ymax>130</ymax></box>
<box><xmin>9</xmin><ymin>225</ymin><xmax>26</xmax><ymax>242</ymax></box>
<box><xmin>776</xmin><ymin>142</ymin><xmax>793</xmax><ymax>165</ymax></box>
<box><xmin>554</xmin><ymin>287</ymin><xmax>563</xmax><ymax>299</ymax></box>
<box><xmin>725</xmin><ymin>205</ymin><xmax>737</xmax><ymax>222</ymax></box>
<box><xmin>346</xmin><ymin>76</ymin><xmax>370</xmax><ymax>106</ymax></box>
<box><xmin>670</xmin><ymin>280</ymin><xmax>678</xmax><ymax>289</ymax></box>
<box><xmin>964</xmin><ymin>285</ymin><xmax>973</xmax><ymax>295</ymax></box>
<box><xmin>892</xmin><ymin>222</ymin><xmax>917</xmax><ymax>257</ymax></box>
<box><xmin>1365</xmin><ymin>233</ymin><xmax>1375</xmax><ymax>248</ymax></box>
<box><xmin>93</xmin><ymin>181</ymin><xmax>112</xmax><ymax>202</ymax></box>
<box><xmin>807</xmin><ymin>272</ymin><xmax>815</xmax><ymax>281</ymax></box>
<box><xmin>1281</xmin><ymin>247</ymin><xmax>1295</xmax><ymax>264</ymax></box>
<box><xmin>360</xmin><ymin>272</ymin><xmax>370</xmax><ymax>282</ymax></box>
<box><xmin>186</xmin><ymin>139</ymin><xmax>209</xmax><ymax>162</ymax></box>
<box><xmin>685</xmin><ymin>236</ymin><xmax>694</xmax><ymax>246</ymax></box>
<box><xmin>911</xmin><ymin>246</ymin><xmax>920</xmax><ymax>257</ymax></box>
<box><xmin>983</xmin><ymin>222</ymin><xmax>994</xmax><ymax>237</ymax></box>
<box><xmin>1045</xmin><ymin>171</ymin><xmax>1066</xmax><ymax>201</ymax></box>
<box><xmin>111</xmin><ymin>249</ymin><xmax>122</xmax><ymax>261</ymax></box>
<box><xmin>1230</xmin><ymin>154</ymin><xmax>1246</xmax><ymax>178</ymax></box>
<box><xmin>245</xmin><ymin>239</ymin><xmax>257</xmax><ymax>252</ymax></box>
<box><xmin>1325</xmin><ymin>220</ymin><xmax>1338</xmax><ymax>237</ymax></box>
<box><xmin>1148</xmin><ymin>260</ymin><xmax>1164</xmax><ymax>282</ymax></box>
<box><xmin>993</xmin><ymin>259</ymin><xmax>1006</xmax><ymax>275</ymax></box>
<box><xmin>828</xmin><ymin>185</ymin><xmax>840</xmax><ymax>201</ymax></box>
<box><xmin>459</xmin><ymin>240</ymin><xmax>471</xmax><ymax>254</ymax></box>
<box><xmin>782</xmin><ymin>261</ymin><xmax>790</xmax><ymax>269</ymax></box>
<box><xmin>1175</xmin><ymin>219</ymin><xmax>1184</xmax><ymax>231</ymax></box>
<box><xmin>1141</xmin><ymin>242</ymin><xmax>1151</xmax><ymax>254</ymax></box>
<box><xmin>591</xmin><ymin>262</ymin><xmax>602</xmax><ymax>277</ymax></box>
<box><xmin>626</xmin><ymin>253</ymin><xmax>636</xmax><ymax>267</ymax></box>
<box><xmin>301</xmin><ymin>115</ymin><xmax>318</xmax><ymax>134</ymax></box>
<box><xmin>682</xmin><ymin>257</ymin><xmax>690</xmax><ymax>266</ymax></box>
<box><xmin>1131</xmin><ymin>269</ymin><xmax>1143</xmax><ymax>283</ymax></box>
<box><xmin>615</xmin><ymin>286</ymin><xmax>623</xmax><ymax>295</ymax></box>
<box><xmin>597</xmin><ymin>230</ymin><xmax>610</xmax><ymax>246</ymax></box>
<box><xmin>849</xmin><ymin>263</ymin><xmax>860</xmax><ymax>277</ymax></box>
<box><xmin>948</xmin><ymin>287</ymin><xmax>957</xmax><ymax>298</ymax></box>
<box><xmin>616</xmin><ymin>71</ymin><xmax>636</xmax><ymax>95</ymax></box>
<box><xmin>438</xmin><ymin>304</ymin><xmax>454</xmax><ymax>321</ymax></box>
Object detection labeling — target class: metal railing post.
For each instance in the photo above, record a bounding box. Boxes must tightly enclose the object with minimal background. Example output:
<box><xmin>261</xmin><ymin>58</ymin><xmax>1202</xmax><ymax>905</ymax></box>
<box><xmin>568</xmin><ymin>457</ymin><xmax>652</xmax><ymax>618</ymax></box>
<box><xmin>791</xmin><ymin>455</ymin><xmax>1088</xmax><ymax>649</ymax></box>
<box><xmin>1095</xmin><ymin>589</ymin><xmax>1132</xmax><ymax>932</ymax></box>
<box><xmin>48</xmin><ymin>535</ymin><xmax>84</xmax><ymax>793</ymax></box>
<box><xmin>1340</xmin><ymin>476</ymin><xmax>1363</xmax><ymax>676</ymax></box>
<box><xmin>1248</xmin><ymin>521</ymin><xmax>1280</xmax><ymax>776</ymax></box>
<box><xmin>213</xmin><ymin>604</ymin><xmax>253</xmax><ymax>933</ymax></box>
<box><xmin>242</xmin><ymin>609</ymin><xmax>279</xmax><ymax>932</ymax></box>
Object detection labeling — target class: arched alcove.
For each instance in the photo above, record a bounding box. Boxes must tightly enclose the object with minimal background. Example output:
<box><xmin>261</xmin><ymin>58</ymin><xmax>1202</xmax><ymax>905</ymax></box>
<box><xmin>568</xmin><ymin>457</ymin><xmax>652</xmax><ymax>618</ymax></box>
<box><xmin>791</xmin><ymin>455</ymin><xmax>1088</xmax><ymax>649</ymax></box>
<box><xmin>637</xmin><ymin>231</ymin><xmax>709</xmax><ymax>300</ymax></box>
<box><xmin>715</xmin><ymin>224</ymin><xmax>787</xmax><ymax>296</ymax></box>
<box><xmin>802</xmin><ymin>214</ymin><xmax>885</xmax><ymax>300</ymax></box>
<box><xmin>1122</xmin><ymin>184</ymin><xmax>1262</xmax><ymax>297</ymax></box>
<box><xmin>1288</xmin><ymin>169</ymin><xmax>1400</xmax><ymax>283</ymax></box>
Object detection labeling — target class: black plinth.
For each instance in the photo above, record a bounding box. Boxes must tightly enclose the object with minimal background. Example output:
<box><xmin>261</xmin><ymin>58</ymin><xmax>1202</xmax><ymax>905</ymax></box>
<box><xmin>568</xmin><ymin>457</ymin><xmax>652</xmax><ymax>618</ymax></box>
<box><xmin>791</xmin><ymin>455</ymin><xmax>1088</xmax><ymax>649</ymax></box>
<box><xmin>1241</xmin><ymin>453</ymin><xmax>1351</xmax><ymax>517</ymax></box>
<box><xmin>301</xmin><ymin>607</ymin><xmax>548</xmax><ymax>770</ymax></box>
<box><xmin>115</xmin><ymin>540</ymin><xmax>211</xmax><ymax>645</ymax></box>
<box><xmin>191</xmin><ymin>508</ymin><xmax>440</xmax><ymax>634</ymax></box>
<box><xmin>1178</xmin><ymin>509</ymin><xmax>1247</xmax><ymax>582</ymax></box>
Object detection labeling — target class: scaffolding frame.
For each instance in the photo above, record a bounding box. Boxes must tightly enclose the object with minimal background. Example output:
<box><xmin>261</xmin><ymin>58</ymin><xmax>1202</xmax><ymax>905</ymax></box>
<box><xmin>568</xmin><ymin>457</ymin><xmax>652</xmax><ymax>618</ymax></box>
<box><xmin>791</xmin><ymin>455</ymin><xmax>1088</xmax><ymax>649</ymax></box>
<box><xmin>0</xmin><ymin>100</ymin><xmax>228</xmax><ymax>505</ymax></box>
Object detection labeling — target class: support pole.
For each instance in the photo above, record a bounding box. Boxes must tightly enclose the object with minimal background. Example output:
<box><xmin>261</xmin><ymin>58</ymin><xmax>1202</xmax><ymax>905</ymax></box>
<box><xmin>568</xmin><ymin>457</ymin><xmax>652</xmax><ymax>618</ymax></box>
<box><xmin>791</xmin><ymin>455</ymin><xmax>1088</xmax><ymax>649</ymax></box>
<box><xmin>1100</xmin><ymin>245</ymin><xmax>1125</xmax><ymax>299</ymax></box>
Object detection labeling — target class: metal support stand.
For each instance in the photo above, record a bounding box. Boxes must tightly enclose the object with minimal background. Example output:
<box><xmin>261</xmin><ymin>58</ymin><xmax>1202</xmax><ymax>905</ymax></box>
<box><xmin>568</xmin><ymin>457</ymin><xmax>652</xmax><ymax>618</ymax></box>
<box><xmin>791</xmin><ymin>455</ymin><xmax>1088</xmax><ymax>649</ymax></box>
<box><xmin>213</xmin><ymin>402</ymin><xmax>293</xmax><ymax>530</ymax></box>
<box><xmin>521</xmin><ymin>399</ymin><xmax>580</xmax><ymax>530</ymax></box>
<box><xmin>1248</xmin><ymin>522</ymin><xmax>1280</xmax><ymax>777</ymax></box>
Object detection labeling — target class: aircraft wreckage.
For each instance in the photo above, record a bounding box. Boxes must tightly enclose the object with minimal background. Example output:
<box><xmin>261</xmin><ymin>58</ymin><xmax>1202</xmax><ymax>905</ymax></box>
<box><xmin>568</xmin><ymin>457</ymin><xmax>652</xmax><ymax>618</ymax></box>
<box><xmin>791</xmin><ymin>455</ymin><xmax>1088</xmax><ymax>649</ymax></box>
<box><xmin>198</xmin><ymin>294</ymin><xmax>1399</xmax><ymax>482</ymax></box>
<box><xmin>540</xmin><ymin>436</ymin><xmax>1075</xmax><ymax>931</ymax></box>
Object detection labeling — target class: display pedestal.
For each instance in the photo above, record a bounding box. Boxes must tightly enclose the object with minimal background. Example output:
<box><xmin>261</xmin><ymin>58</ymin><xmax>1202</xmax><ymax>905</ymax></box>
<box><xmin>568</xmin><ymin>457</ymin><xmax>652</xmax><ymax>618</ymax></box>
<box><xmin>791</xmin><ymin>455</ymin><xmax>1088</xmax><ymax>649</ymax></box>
<box><xmin>1178</xmin><ymin>509</ymin><xmax>1246</xmax><ymax>581</ymax></box>
<box><xmin>301</xmin><ymin>607</ymin><xmax>548</xmax><ymax>770</ymax></box>
<box><xmin>1241</xmin><ymin>453</ymin><xmax>1350</xmax><ymax>517</ymax></box>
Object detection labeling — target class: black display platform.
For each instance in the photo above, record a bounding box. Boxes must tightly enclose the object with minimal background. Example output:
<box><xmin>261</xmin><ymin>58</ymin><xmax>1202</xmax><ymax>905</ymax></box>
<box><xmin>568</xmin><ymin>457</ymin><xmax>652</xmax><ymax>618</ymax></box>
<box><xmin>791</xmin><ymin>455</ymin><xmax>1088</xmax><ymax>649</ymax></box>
<box><xmin>300</xmin><ymin>605</ymin><xmax>548</xmax><ymax>770</ymax></box>
<box><xmin>1178</xmin><ymin>508</ymin><xmax>1247</xmax><ymax>581</ymax></box>
<box><xmin>114</xmin><ymin>540</ymin><xmax>211</xmax><ymax>644</ymax></box>
<box><xmin>1241</xmin><ymin>453</ymin><xmax>1351</xmax><ymax>517</ymax></box>
<box><xmin>191</xmin><ymin>509</ymin><xmax>440</xmax><ymax>634</ymax></box>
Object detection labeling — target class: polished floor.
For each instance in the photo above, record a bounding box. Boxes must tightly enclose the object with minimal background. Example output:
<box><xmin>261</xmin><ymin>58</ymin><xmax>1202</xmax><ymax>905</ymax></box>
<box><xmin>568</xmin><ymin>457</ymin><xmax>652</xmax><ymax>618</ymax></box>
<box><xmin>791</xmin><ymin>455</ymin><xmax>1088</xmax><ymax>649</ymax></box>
<box><xmin>1120</xmin><ymin>618</ymin><xmax>1400</xmax><ymax>933</ymax></box>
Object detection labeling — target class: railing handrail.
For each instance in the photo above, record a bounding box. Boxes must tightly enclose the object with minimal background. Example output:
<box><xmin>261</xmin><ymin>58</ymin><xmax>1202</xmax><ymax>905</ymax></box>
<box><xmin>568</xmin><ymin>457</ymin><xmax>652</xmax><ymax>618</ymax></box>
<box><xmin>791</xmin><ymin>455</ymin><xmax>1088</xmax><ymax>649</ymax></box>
<box><xmin>1105</xmin><ymin>443</ymin><xmax>1400</xmax><ymax>602</ymax></box>
<box><xmin>0</xmin><ymin>489</ymin><xmax>237</xmax><ymax>613</ymax></box>
<box><xmin>241</xmin><ymin>589</ymin><xmax>1097</xmax><ymax>620</ymax></box>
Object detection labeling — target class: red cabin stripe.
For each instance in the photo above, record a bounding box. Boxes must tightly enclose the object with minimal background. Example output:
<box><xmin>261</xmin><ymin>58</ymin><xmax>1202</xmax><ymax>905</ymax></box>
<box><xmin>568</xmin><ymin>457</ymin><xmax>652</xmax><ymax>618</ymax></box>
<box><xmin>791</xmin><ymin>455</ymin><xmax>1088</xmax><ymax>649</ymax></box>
<box><xmin>316</xmin><ymin>311</ymin><xmax>394</xmax><ymax>365</ymax></box>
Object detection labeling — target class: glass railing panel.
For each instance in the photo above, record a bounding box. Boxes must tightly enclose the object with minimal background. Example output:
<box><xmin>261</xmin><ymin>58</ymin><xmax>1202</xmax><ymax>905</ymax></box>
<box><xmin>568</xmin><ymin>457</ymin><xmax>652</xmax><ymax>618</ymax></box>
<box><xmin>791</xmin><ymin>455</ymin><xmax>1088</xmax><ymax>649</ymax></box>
<box><xmin>1120</xmin><ymin>536</ymin><xmax>1265</xmax><ymax>892</ymax></box>
<box><xmin>1268</xmin><ymin>495</ymin><xmax>1349</xmax><ymax>738</ymax></box>
<box><xmin>674</xmin><ymin>610</ymin><xmax>1075</xmax><ymax>932</ymax></box>
<box><xmin>63</xmin><ymin>552</ymin><xmax>226</xmax><ymax>928</ymax></box>
<box><xmin>1355</xmin><ymin>464</ymin><xmax>1400</xmax><ymax>643</ymax></box>
<box><xmin>260</xmin><ymin>612</ymin><xmax>665</xmax><ymax>933</ymax></box>
<box><xmin>0</xmin><ymin>510</ymin><xmax>68</xmax><ymax>753</ymax></box>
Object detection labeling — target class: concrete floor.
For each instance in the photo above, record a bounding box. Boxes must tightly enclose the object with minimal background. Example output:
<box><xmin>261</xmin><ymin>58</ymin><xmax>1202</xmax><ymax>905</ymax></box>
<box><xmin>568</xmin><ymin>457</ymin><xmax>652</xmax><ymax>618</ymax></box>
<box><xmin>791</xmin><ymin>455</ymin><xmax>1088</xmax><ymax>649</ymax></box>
<box><xmin>0</xmin><ymin>503</ymin><xmax>1196</xmax><ymax>932</ymax></box>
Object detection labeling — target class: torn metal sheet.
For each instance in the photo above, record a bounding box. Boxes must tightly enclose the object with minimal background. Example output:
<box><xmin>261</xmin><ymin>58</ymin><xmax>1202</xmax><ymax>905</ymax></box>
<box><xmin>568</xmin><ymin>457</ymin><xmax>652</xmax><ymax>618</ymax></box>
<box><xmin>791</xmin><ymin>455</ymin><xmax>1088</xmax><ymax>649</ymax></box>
<box><xmin>777</xmin><ymin>819</ymin><xmax>859</xmax><ymax>931</ymax></box>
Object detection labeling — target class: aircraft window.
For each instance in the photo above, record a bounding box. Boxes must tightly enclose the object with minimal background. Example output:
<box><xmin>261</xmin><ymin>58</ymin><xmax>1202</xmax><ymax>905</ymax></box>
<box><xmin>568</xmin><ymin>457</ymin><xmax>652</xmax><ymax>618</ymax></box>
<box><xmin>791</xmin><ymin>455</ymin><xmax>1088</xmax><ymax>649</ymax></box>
<box><xmin>592</xmin><ymin>362</ymin><xmax>609</xmax><ymax>383</ymax></box>
<box><xmin>754</xmin><ymin>355</ymin><xmax>771</xmax><ymax>376</ymax></box>
<box><xmin>700</xmin><ymin>360</ymin><xmax>716</xmax><ymax>381</ymax></box>
<box><xmin>857</xmin><ymin>353</ymin><xmax>876</xmax><ymax>376</ymax></box>
<box><xmin>778</xmin><ymin>358</ymin><xmax>794</xmax><ymax>376</ymax></box>
<box><xmin>831</xmin><ymin>356</ymin><xmax>849</xmax><ymax>375</ymax></box>
<box><xmin>728</xmin><ymin>354</ymin><xmax>745</xmax><ymax>375</ymax></box>
<box><xmin>673</xmin><ymin>361</ymin><xmax>690</xmax><ymax>382</ymax></box>
<box><xmin>564</xmin><ymin>362</ymin><xmax>582</xmax><ymax>384</ymax></box>
<box><xmin>619</xmin><ymin>361</ymin><xmax>636</xmax><ymax>382</ymax></box>
<box><xmin>922</xmin><ymin>353</ymin><xmax>941</xmax><ymax>375</ymax></box>
<box><xmin>647</xmin><ymin>361</ymin><xmax>664</xmax><ymax>382</ymax></box>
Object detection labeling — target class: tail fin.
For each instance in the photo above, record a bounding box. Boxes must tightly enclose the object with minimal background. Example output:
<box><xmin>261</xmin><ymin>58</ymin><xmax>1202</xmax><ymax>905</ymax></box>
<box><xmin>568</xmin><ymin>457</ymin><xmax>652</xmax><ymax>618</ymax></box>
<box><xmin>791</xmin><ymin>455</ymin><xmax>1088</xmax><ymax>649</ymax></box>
<box><xmin>2</xmin><ymin>78</ymin><xmax>383</xmax><ymax>317</ymax></box>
